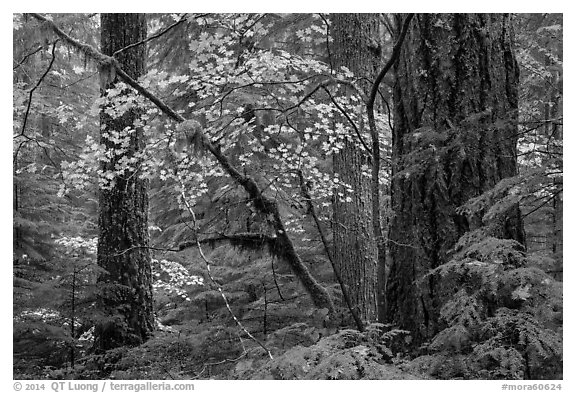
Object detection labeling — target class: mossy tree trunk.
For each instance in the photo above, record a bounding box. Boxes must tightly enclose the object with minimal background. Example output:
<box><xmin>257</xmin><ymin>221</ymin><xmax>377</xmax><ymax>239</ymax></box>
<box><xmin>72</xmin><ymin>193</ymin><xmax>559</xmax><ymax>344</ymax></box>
<box><xmin>386</xmin><ymin>13</ymin><xmax>525</xmax><ymax>343</ymax></box>
<box><xmin>95</xmin><ymin>13</ymin><xmax>154</xmax><ymax>351</ymax></box>
<box><xmin>330</xmin><ymin>14</ymin><xmax>381</xmax><ymax>322</ymax></box>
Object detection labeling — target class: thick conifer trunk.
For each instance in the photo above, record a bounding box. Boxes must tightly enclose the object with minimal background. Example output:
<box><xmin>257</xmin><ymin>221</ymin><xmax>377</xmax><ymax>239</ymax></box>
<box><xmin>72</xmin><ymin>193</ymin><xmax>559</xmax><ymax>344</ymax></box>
<box><xmin>331</xmin><ymin>14</ymin><xmax>380</xmax><ymax>322</ymax></box>
<box><xmin>386</xmin><ymin>13</ymin><xmax>524</xmax><ymax>343</ymax></box>
<box><xmin>95</xmin><ymin>14</ymin><xmax>154</xmax><ymax>350</ymax></box>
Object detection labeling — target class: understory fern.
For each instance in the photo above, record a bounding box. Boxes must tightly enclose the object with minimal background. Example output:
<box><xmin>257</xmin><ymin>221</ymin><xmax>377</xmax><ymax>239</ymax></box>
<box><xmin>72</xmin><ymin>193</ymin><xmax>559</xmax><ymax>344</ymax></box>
<box><xmin>409</xmin><ymin>229</ymin><xmax>562</xmax><ymax>379</ymax></box>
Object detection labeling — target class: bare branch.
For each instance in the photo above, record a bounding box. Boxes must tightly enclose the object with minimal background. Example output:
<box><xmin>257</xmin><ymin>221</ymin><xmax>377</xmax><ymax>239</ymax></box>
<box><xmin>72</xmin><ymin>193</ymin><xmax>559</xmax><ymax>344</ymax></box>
<box><xmin>271</xmin><ymin>258</ymin><xmax>285</xmax><ymax>301</ymax></box>
<box><xmin>319</xmin><ymin>14</ymin><xmax>334</xmax><ymax>73</ymax></box>
<box><xmin>14</xmin><ymin>40</ymin><xmax>59</xmax><ymax>164</ymax></box>
<box><xmin>177</xmin><ymin>179</ymin><xmax>274</xmax><ymax>360</ymax></box>
<box><xmin>113</xmin><ymin>14</ymin><xmax>189</xmax><ymax>57</ymax></box>
<box><xmin>522</xmin><ymin>188</ymin><xmax>563</xmax><ymax>219</ymax></box>
<box><xmin>13</xmin><ymin>44</ymin><xmax>44</xmax><ymax>70</ymax></box>
<box><xmin>178</xmin><ymin>232</ymin><xmax>275</xmax><ymax>251</ymax></box>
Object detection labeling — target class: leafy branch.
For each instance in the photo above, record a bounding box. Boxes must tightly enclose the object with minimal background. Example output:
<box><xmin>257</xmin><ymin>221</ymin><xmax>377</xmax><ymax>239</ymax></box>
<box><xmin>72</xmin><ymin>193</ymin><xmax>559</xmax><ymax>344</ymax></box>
<box><xmin>30</xmin><ymin>12</ymin><xmax>334</xmax><ymax>312</ymax></box>
<box><xmin>322</xmin><ymin>86</ymin><xmax>370</xmax><ymax>154</ymax></box>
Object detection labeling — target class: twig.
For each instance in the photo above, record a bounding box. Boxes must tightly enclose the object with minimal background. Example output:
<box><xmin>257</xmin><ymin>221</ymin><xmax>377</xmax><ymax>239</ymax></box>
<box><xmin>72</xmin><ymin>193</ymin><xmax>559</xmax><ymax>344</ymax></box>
<box><xmin>376</xmin><ymin>88</ymin><xmax>394</xmax><ymax>132</ymax></box>
<box><xmin>381</xmin><ymin>13</ymin><xmax>395</xmax><ymax>38</ymax></box>
<box><xmin>110</xmin><ymin>245</ymin><xmax>181</xmax><ymax>257</ymax></box>
<box><xmin>178</xmin><ymin>232</ymin><xmax>274</xmax><ymax>251</ymax></box>
<box><xmin>279</xmin><ymin>76</ymin><xmax>366</xmax><ymax>117</ymax></box>
<box><xmin>321</xmin><ymin>86</ymin><xmax>371</xmax><ymax>155</ymax></box>
<box><xmin>271</xmin><ymin>258</ymin><xmax>285</xmax><ymax>301</ymax></box>
<box><xmin>262</xmin><ymin>281</ymin><xmax>268</xmax><ymax>335</ymax></box>
<box><xmin>386</xmin><ymin>237</ymin><xmax>419</xmax><ymax>249</ymax></box>
<box><xmin>318</xmin><ymin>14</ymin><xmax>333</xmax><ymax>74</ymax></box>
<box><xmin>191</xmin><ymin>348</ymin><xmax>253</xmax><ymax>379</ymax></box>
<box><xmin>177</xmin><ymin>178</ymin><xmax>273</xmax><ymax>360</ymax></box>
<box><xmin>60</xmin><ymin>71</ymin><xmax>98</xmax><ymax>89</ymax></box>
<box><xmin>13</xmin><ymin>44</ymin><xmax>44</xmax><ymax>70</ymax></box>
<box><xmin>113</xmin><ymin>14</ymin><xmax>189</xmax><ymax>57</ymax></box>
<box><xmin>160</xmin><ymin>364</ymin><xmax>176</xmax><ymax>380</ymax></box>
<box><xmin>522</xmin><ymin>188</ymin><xmax>563</xmax><ymax>218</ymax></box>
<box><xmin>14</xmin><ymin>41</ymin><xmax>59</xmax><ymax>164</ymax></box>
<box><xmin>298</xmin><ymin>170</ymin><xmax>365</xmax><ymax>332</ymax></box>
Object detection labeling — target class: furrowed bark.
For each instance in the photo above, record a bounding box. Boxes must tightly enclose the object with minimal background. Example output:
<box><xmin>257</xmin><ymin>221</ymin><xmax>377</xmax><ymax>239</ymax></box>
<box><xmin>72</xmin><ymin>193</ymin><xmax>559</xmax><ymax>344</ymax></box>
<box><xmin>387</xmin><ymin>13</ymin><xmax>524</xmax><ymax>343</ymax></box>
<box><xmin>95</xmin><ymin>13</ymin><xmax>154</xmax><ymax>350</ymax></box>
<box><xmin>330</xmin><ymin>13</ymin><xmax>381</xmax><ymax>323</ymax></box>
<box><xmin>299</xmin><ymin>170</ymin><xmax>364</xmax><ymax>331</ymax></box>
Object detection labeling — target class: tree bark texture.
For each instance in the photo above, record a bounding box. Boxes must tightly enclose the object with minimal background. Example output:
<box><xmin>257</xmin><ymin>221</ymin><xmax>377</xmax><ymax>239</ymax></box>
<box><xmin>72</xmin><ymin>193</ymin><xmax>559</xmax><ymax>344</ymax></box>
<box><xmin>387</xmin><ymin>13</ymin><xmax>524</xmax><ymax>343</ymax></box>
<box><xmin>331</xmin><ymin>14</ymin><xmax>381</xmax><ymax>322</ymax></box>
<box><xmin>95</xmin><ymin>13</ymin><xmax>154</xmax><ymax>350</ymax></box>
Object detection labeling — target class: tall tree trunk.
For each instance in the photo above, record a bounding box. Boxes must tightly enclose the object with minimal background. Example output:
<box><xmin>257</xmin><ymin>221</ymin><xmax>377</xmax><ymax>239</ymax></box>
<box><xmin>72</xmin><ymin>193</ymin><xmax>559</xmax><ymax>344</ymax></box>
<box><xmin>550</xmin><ymin>92</ymin><xmax>563</xmax><ymax>281</ymax></box>
<box><xmin>386</xmin><ymin>13</ymin><xmax>524</xmax><ymax>343</ymax></box>
<box><xmin>331</xmin><ymin>14</ymin><xmax>381</xmax><ymax>322</ymax></box>
<box><xmin>95</xmin><ymin>13</ymin><xmax>154</xmax><ymax>351</ymax></box>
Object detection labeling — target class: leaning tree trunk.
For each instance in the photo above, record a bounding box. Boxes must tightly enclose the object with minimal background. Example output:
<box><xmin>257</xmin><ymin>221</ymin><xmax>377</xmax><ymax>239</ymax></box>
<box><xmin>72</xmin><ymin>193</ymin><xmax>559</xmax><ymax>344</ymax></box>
<box><xmin>386</xmin><ymin>13</ymin><xmax>525</xmax><ymax>343</ymax></box>
<box><xmin>331</xmin><ymin>14</ymin><xmax>381</xmax><ymax>323</ymax></box>
<box><xmin>95</xmin><ymin>13</ymin><xmax>154</xmax><ymax>351</ymax></box>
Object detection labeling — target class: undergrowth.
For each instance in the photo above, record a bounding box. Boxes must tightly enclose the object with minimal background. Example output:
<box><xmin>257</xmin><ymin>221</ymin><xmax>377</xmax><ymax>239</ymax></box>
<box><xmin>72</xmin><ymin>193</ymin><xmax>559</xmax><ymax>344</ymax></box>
<box><xmin>401</xmin><ymin>231</ymin><xmax>563</xmax><ymax>379</ymax></box>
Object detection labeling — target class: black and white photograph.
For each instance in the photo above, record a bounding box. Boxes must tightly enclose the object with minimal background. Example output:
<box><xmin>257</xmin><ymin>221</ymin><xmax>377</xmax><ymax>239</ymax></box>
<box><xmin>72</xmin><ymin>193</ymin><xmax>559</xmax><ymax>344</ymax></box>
<box><xmin>11</xmin><ymin>9</ymin><xmax>564</xmax><ymax>387</ymax></box>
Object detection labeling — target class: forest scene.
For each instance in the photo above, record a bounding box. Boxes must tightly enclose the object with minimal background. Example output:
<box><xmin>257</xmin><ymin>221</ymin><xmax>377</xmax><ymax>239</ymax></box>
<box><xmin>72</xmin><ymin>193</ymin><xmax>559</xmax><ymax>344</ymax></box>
<box><xmin>13</xmin><ymin>13</ymin><xmax>563</xmax><ymax>381</ymax></box>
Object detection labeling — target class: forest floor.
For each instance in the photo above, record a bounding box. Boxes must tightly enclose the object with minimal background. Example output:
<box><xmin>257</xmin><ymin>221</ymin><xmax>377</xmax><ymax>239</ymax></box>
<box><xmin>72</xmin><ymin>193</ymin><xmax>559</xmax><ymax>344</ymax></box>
<box><xmin>14</xmin><ymin>246</ymin><xmax>563</xmax><ymax>380</ymax></box>
<box><xmin>33</xmin><ymin>325</ymin><xmax>425</xmax><ymax>380</ymax></box>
